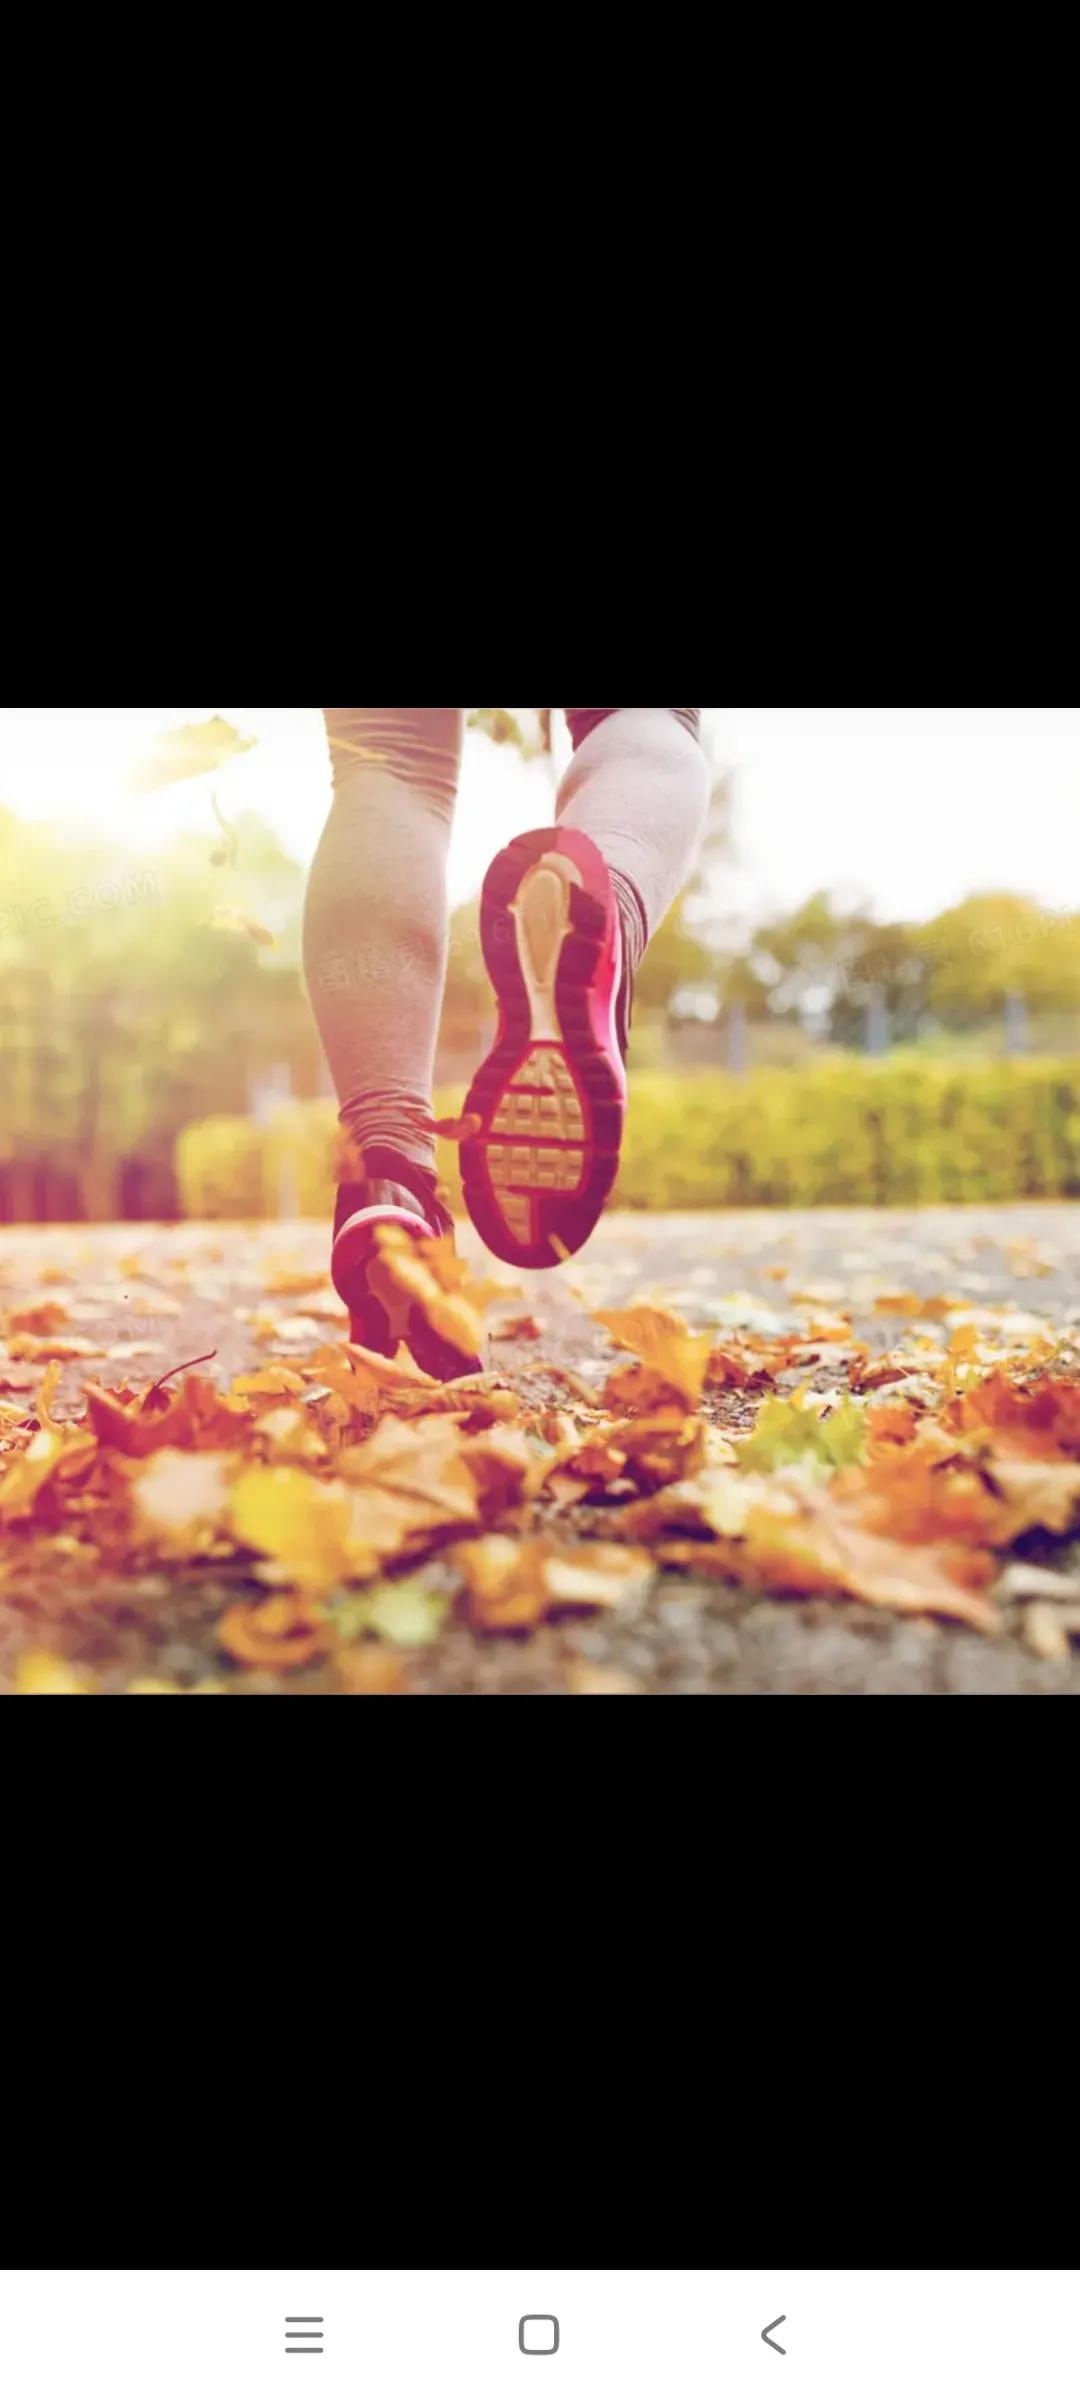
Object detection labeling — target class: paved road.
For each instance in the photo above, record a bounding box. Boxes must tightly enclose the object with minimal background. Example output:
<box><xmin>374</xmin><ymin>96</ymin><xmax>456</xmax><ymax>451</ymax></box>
<box><xmin>4</xmin><ymin>1207</ymin><xmax>1080</xmax><ymax>1694</ymax></box>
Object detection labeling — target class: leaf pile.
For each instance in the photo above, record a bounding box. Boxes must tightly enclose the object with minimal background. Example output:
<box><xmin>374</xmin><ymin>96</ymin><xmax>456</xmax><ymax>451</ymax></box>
<box><xmin>4</xmin><ymin>1224</ymin><xmax>1080</xmax><ymax>1692</ymax></box>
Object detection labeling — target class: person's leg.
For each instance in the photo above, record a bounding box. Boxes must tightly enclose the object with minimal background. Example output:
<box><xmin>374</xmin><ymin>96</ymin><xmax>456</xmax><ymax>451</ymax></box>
<box><xmin>306</xmin><ymin>708</ymin><xmax>481</xmax><ymax>1378</ymax></box>
<box><xmin>305</xmin><ymin>708</ymin><xmax>464</xmax><ymax>1180</ymax></box>
<box><xmin>559</xmin><ymin>707</ymin><xmax>710</xmax><ymax>977</ymax></box>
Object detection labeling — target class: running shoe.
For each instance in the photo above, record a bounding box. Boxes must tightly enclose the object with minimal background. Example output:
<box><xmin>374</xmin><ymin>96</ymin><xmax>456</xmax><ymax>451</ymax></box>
<box><xmin>461</xmin><ymin>828</ymin><xmax>629</xmax><ymax>1270</ymax></box>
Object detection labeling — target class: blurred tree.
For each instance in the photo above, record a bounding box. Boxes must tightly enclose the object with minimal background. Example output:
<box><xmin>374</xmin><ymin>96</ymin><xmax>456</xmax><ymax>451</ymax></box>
<box><xmin>748</xmin><ymin>895</ymin><xmax>929</xmax><ymax>1046</ymax></box>
<box><xmin>0</xmin><ymin>806</ymin><xmax>312</xmax><ymax>1220</ymax></box>
<box><xmin>920</xmin><ymin>894</ymin><xmax>1080</xmax><ymax>1026</ymax></box>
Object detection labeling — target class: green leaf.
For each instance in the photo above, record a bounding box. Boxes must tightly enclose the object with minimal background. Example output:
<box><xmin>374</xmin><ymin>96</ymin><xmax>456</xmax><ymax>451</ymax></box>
<box><xmin>332</xmin><ymin>1577</ymin><xmax>450</xmax><ymax>1651</ymax></box>
<box><xmin>737</xmin><ymin>1396</ymin><xmax>867</xmax><ymax>1477</ymax></box>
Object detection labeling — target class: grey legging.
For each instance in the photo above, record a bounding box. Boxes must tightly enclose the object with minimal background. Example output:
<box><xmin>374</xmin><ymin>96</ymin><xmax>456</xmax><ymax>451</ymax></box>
<box><xmin>305</xmin><ymin>707</ymin><xmax>710</xmax><ymax>1175</ymax></box>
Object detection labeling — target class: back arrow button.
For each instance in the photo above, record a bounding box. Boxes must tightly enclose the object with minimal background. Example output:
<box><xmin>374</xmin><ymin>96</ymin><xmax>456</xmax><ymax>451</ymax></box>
<box><xmin>762</xmin><ymin>2319</ymin><xmax>787</xmax><ymax>2356</ymax></box>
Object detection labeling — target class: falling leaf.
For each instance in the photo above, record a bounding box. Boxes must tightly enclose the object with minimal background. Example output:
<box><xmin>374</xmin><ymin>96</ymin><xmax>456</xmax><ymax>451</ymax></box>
<box><xmin>207</xmin><ymin>906</ymin><xmax>277</xmax><ymax>949</ymax></box>
<box><xmin>431</xmin><ymin>1112</ymin><xmax>483</xmax><ymax>1144</ymax></box>
<box><xmin>210</xmin><ymin>791</ymin><xmax>239</xmax><ymax>868</ymax></box>
<box><xmin>129</xmin><ymin>715</ymin><xmax>257</xmax><ymax>793</ymax></box>
<box><xmin>366</xmin><ymin>1227</ymin><xmax>485</xmax><ymax>1371</ymax></box>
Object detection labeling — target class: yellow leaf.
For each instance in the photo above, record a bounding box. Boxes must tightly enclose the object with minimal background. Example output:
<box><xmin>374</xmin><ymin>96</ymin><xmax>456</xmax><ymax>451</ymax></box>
<box><xmin>220</xmin><ymin>1595</ymin><xmax>330</xmax><ymax>1671</ymax></box>
<box><xmin>454</xmin><ymin>1536</ymin><xmax>652</xmax><ymax>1633</ymax></box>
<box><xmin>595</xmin><ymin>1307</ymin><xmax>713</xmax><ymax>1408</ymax></box>
<box><xmin>207</xmin><ymin>906</ymin><xmax>277</xmax><ymax>948</ymax></box>
<box><xmin>367</xmin><ymin>1228</ymin><xmax>485</xmax><ymax>1370</ymax></box>
<box><xmin>231</xmin><ymin>1366</ymin><xmax>308</xmax><ymax>1400</ymax></box>
<box><xmin>0</xmin><ymin>1429</ymin><xmax>67</xmax><ymax>1522</ymax></box>
<box><xmin>340</xmin><ymin>1417</ymin><xmax>482</xmax><ymax>1565</ymax></box>
<box><xmin>129</xmin><ymin>715</ymin><xmax>256</xmax><ymax>792</ymax></box>
<box><xmin>16</xmin><ymin>1650</ymin><xmax>94</xmax><ymax>1696</ymax></box>
<box><xmin>229</xmin><ymin>1467</ymin><xmax>356</xmax><ymax>1593</ymax></box>
<box><xmin>565</xmin><ymin>1659</ymin><xmax>647</xmax><ymax>1696</ymax></box>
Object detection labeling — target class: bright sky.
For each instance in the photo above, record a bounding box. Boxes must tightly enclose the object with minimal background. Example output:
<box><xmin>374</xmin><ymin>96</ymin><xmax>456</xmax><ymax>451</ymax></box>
<box><xmin>1</xmin><ymin>706</ymin><xmax>1077</xmax><ymax>924</ymax></box>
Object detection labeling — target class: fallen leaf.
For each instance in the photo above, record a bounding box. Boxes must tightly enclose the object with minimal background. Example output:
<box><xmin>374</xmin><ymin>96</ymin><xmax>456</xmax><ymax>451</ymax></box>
<box><xmin>0</xmin><ymin>1430</ymin><xmax>72</xmax><ymax>1521</ymax></box>
<box><xmin>737</xmin><ymin>1395</ymin><xmax>867</xmax><ymax>1476</ymax></box>
<box><xmin>134</xmin><ymin>1450</ymin><xmax>230</xmax><ymax>1547</ymax></box>
<box><xmin>335</xmin><ymin>1647</ymin><xmax>410</xmax><ymax>1695</ymax></box>
<box><xmin>229</xmin><ymin>1467</ymin><xmax>358</xmax><ymax>1593</ymax></box>
<box><xmin>339</xmin><ymin>1416</ymin><xmax>482</xmax><ymax>1563</ymax></box>
<box><xmin>733</xmin><ymin>1485</ymin><xmax>999</xmax><ymax>1633</ymax></box>
<box><xmin>985</xmin><ymin>1457</ymin><xmax>1080</xmax><ymax>1540</ymax></box>
<box><xmin>5</xmin><ymin>1301</ymin><xmax>72</xmax><ymax>1336</ymax></box>
<box><xmin>455</xmin><ymin>1536</ymin><xmax>653</xmax><ymax>1632</ymax></box>
<box><xmin>340</xmin><ymin>1574</ymin><xmax>453</xmax><ymax>1651</ymax></box>
<box><xmin>596</xmin><ymin>1307</ymin><xmax>713</xmax><ymax>1409</ymax></box>
<box><xmin>219</xmin><ymin>1595</ymin><xmax>329</xmax><ymax>1671</ymax></box>
<box><xmin>6</xmin><ymin>1333</ymin><xmax>104</xmax><ymax>1363</ymax></box>
<box><xmin>16</xmin><ymin>1650</ymin><xmax>95</xmax><ymax>1696</ymax></box>
<box><xmin>1025</xmin><ymin>1606</ymin><xmax>1074</xmax><ymax>1663</ymax></box>
<box><xmin>999</xmin><ymin>1562</ymin><xmax>1080</xmax><ymax>1605</ymax></box>
<box><xmin>564</xmin><ymin>1659</ymin><xmax>647</xmax><ymax>1696</ymax></box>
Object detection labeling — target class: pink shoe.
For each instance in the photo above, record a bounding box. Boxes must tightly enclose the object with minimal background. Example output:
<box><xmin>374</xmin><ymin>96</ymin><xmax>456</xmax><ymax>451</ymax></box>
<box><xmin>462</xmin><ymin>829</ymin><xmax>629</xmax><ymax>1271</ymax></box>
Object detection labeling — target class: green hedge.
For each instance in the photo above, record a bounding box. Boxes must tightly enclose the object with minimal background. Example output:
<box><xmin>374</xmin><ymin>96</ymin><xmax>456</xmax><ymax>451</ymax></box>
<box><xmin>175</xmin><ymin>1059</ymin><xmax>1080</xmax><ymax>1219</ymax></box>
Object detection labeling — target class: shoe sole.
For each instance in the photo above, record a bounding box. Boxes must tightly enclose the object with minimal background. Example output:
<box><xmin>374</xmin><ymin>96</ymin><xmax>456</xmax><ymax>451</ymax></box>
<box><xmin>332</xmin><ymin>1206</ymin><xmax>481</xmax><ymax>1383</ymax></box>
<box><xmin>462</xmin><ymin>828</ymin><xmax>626</xmax><ymax>1271</ymax></box>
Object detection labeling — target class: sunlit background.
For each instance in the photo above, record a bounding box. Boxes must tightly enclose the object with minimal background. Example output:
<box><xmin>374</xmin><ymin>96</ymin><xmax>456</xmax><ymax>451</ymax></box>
<box><xmin>3</xmin><ymin>705</ymin><xmax>1080</xmax><ymax>1226</ymax></box>
<box><xmin>2</xmin><ymin>705</ymin><xmax>1078</xmax><ymax>914</ymax></box>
